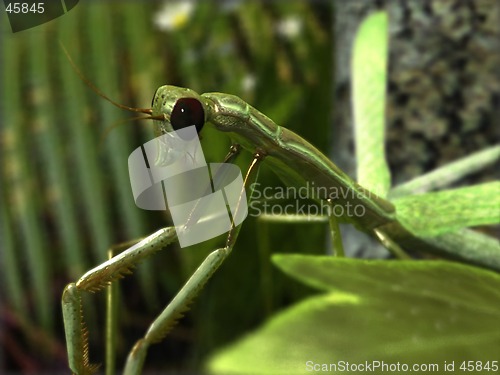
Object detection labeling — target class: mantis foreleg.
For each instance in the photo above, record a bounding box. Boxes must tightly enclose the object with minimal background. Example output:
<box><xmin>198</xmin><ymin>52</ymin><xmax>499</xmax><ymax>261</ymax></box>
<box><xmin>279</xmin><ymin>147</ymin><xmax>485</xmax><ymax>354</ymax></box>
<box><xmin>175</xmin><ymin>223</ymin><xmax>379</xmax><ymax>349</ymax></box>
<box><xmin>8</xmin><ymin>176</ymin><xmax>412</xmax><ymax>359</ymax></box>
<box><xmin>62</xmin><ymin>227</ymin><xmax>178</xmax><ymax>374</ymax></box>
<box><xmin>123</xmin><ymin>152</ymin><xmax>264</xmax><ymax>375</ymax></box>
<box><xmin>62</xmin><ymin>149</ymin><xmax>263</xmax><ymax>375</ymax></box>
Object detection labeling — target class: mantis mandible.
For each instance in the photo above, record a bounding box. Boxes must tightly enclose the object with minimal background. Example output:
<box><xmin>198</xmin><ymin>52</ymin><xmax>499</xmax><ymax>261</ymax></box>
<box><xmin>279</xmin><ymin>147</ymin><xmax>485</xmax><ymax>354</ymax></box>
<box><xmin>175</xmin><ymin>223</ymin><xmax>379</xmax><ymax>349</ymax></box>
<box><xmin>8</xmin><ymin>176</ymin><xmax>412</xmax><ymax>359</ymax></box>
<box><xmin>62</xmin><ymin>82</ymin><xmax>409</xmax><ymax>374</ymax></box>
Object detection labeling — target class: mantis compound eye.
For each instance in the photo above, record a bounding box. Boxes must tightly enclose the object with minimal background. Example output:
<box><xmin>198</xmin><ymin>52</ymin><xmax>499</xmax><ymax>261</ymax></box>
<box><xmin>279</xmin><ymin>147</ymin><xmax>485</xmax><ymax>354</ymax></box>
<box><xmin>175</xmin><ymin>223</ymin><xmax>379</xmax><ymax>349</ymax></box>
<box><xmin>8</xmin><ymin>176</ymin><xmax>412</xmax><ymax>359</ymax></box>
<box><xmin>171</xmin><ymin>97</ymin><xmax>205</xmax><ymax>134</ymax></box>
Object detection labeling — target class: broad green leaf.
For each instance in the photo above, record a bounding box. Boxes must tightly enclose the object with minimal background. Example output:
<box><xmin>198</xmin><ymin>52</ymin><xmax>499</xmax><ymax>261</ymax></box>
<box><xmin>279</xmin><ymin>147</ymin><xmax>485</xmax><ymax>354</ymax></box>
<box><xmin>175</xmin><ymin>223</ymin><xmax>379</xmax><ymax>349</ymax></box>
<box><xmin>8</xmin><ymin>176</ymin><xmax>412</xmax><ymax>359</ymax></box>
<box><xmin>380</xmin><ymin>223</ymin><xmax>500</xmax><ymax>271</ymax></box>
<box><xmin>207</xmin><ymin>256</ymin><xmax>500</xmax><ymax>375</ymax></box>
<box><xmin>420</xmin><ymin>228</ymin><xmax>500</xmax><ymax>270</ymax></box>
<box><xmin>352</xmin><ymin>11</ymin><xmax>391</xmax><ymax>197</ymax></box>
<box><xmin>393</xmin><ymin>181</ymin><xmax>500</xmax><ymax>237</ymax></box>
<box><xmin>390</xmin><ymin>145</ymin><xmax>500</xmax><ymax>198</ymax></box>
<box><xmin>272</xmin><ymin>255</ymin><xmax>500</xmax><ymax>300</ymax></box>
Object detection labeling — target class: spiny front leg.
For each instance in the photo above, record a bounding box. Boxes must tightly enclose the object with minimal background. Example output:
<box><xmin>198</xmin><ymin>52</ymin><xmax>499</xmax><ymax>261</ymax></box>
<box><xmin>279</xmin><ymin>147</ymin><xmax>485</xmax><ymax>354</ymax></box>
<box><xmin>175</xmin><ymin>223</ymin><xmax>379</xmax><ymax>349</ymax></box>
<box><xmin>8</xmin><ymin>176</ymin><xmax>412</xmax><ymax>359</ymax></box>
<box><xmin>62</xmin><ymin>284</ymin><xmax>99</xmax><ymax>375</ymax></box>
<box><xmin>61</xmin><ymin>227</ymin><xmax>178</xmax><ymax>375</ymax></box>
<box><xmin>123</xmin><ymin>246</ymin><xmax>232</xmax><ymax>375</ymax></box>
<box><xmin>124</xmin><ymin>153</ymin><xmax>265</xmax><ymax>375</ymax></box>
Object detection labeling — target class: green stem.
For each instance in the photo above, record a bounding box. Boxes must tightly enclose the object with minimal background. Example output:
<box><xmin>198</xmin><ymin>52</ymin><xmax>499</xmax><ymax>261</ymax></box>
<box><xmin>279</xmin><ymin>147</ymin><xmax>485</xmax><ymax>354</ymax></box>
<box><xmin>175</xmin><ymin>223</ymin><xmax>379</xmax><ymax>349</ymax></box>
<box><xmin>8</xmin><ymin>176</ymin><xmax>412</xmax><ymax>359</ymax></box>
<box><xmin>105</xmin><ymin>249</ymin><xmax>118</xmax><ymax>375</ymax></box>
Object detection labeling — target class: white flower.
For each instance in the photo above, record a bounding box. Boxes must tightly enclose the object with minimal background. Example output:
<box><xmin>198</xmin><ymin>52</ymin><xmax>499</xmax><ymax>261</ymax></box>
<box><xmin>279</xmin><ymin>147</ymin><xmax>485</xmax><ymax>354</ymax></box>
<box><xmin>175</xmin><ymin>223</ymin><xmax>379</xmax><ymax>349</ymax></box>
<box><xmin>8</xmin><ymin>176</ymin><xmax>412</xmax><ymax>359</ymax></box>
<box><xmin>276</xmin><ymin>16</ymin><xmax>302</xmax><ymax>39</ymax></box>
<box><xmin>241</xmin><ymin>74</ymin><xmax>256</xmax><ymax>93</ymax></box>
<box><xmin>221</xmin><ymin>0</ymin><xmax>243</xmax><ymax>13</ymax></box>
<box><xmin>154</xmin><ymin>1</ymin><xmax>195</xmax><ymax>31</ymax></box>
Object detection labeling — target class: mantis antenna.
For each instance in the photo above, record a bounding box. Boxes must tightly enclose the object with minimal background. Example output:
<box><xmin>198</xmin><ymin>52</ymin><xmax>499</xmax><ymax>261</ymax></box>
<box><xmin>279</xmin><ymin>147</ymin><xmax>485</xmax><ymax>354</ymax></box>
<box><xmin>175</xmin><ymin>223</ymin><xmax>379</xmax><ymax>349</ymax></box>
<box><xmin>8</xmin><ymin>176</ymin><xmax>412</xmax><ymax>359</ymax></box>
<box><xmin>59</xmin><ymin>41</ymin><xmax>167</xmax><ymax>147</ymax></box>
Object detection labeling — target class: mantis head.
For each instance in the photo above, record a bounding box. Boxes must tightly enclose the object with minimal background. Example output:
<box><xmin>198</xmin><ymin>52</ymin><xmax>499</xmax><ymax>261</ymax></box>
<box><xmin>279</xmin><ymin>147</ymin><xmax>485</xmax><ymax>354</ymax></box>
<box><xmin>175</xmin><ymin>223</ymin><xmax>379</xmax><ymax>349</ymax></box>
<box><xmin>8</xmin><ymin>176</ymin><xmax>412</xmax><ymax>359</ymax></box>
<box><xmin>151</xmin><ymin>85</ymin><xmax>207</xmax><ymax>137</ymax></box>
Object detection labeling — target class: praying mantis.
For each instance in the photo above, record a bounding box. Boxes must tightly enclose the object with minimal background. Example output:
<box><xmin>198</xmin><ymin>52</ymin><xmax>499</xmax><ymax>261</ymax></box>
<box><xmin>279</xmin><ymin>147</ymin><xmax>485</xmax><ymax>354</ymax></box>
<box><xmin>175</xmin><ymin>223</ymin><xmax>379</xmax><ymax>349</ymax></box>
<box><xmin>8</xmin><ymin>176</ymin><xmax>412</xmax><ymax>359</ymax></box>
<box><xmin>61</xmin><ymin>83</ymin><xmax>499</xmax><ymax>375</ymax></box>
<box><xmin>61</xmin><ymin>12</ymin><xmax>500</xmax><ymax>375</ymax></box>
<box><xmin>62</xmin><ymin>83</ymin><xmax>398</xmax><ymax>375</ymax></box>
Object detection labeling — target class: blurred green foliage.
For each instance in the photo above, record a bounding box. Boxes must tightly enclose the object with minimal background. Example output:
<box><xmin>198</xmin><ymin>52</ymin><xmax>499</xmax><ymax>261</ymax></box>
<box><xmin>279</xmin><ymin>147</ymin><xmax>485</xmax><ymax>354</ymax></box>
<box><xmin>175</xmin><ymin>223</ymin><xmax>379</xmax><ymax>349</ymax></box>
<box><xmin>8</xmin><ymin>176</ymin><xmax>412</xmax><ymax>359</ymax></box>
<box><xmin>209</xmin><ymin>255</ymin><xmax>500</xmax><ymax>374</ymax></box>
<box><xmin>0</xmin><ymin>1</ymin><xmax>332</xmax><ymax>373</ymax></box>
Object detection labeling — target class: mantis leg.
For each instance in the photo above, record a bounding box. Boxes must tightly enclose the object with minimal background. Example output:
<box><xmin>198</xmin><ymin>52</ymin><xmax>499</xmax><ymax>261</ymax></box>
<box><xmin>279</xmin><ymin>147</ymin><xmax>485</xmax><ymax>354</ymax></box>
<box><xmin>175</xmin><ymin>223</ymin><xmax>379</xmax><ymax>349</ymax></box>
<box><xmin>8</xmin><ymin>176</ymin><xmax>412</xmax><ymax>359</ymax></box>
<box><xmin>255</xmin><ymin>198</ymin><xmax>345</xmax><ymax>257</ymax></box>
<box><xmin>326</xmin><ymin>199</ymin><xmax>345</xmax><ymax>257</ymax></box>
<box><xmin>373</xmin><ymin>229</ymin><xmax>412</xmax><ymax>259</ymax></box>
<box><xmin>105</xmin><ymin>239</ymin><xmax>150</xmax><ymax>375</ymax></box>
<box><xmin>123</xmin><ymin>152</ymin><xmax>264</xmax><ymax>375</ymax></box>
<box><xmin>62</xmin><ymin>227</ymin><xmax>179</xmax><ymax>375</ymax></box>
<box><xmin>62</xmin><ymin>145</ymin><xmax>245</xmax><ymax>375</ymax></box>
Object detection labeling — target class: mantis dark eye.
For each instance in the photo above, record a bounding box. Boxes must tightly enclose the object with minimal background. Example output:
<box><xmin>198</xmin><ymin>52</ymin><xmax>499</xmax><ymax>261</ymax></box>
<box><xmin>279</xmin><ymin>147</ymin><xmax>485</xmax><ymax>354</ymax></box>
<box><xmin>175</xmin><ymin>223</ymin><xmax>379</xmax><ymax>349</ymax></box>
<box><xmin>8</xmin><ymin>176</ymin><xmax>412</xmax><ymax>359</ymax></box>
<box><xmin>171</xmin><ymin>98</ymin><xmax>205</xmax><ymax>134</ymax></box>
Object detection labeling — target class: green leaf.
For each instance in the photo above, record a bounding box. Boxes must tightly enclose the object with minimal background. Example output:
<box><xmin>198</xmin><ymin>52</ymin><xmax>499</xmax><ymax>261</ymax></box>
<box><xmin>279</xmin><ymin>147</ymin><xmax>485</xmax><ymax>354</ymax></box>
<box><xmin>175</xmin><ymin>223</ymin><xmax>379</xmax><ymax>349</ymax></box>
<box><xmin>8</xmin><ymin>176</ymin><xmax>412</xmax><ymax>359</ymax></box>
<box><xmin>390</xmin><ymin>145</ymin><xmax>500</xmax><ymax>198</ymax></box>
<box><xmin>207</xmin><ymin>256</ymin><xmax>500</xmax><ymax>375</ymax></box>
<box><xmin>420</xmin><ymin>228</ymin><xmax>500</xmax><ymax>270</ymax></box>
<box><xmin>393</xmin><ymin>181</ymin><xmax>500</xmax><ymax>237</ymax></box>
<box><xmin>352</xmin><ymin>11</ymin><xmax>391</xmax><ymax>197</ymax></box>
<box><xmin>272</xmin><ymin>255</ymin><xmax>500</xmax><ymax>299</ymax></box>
